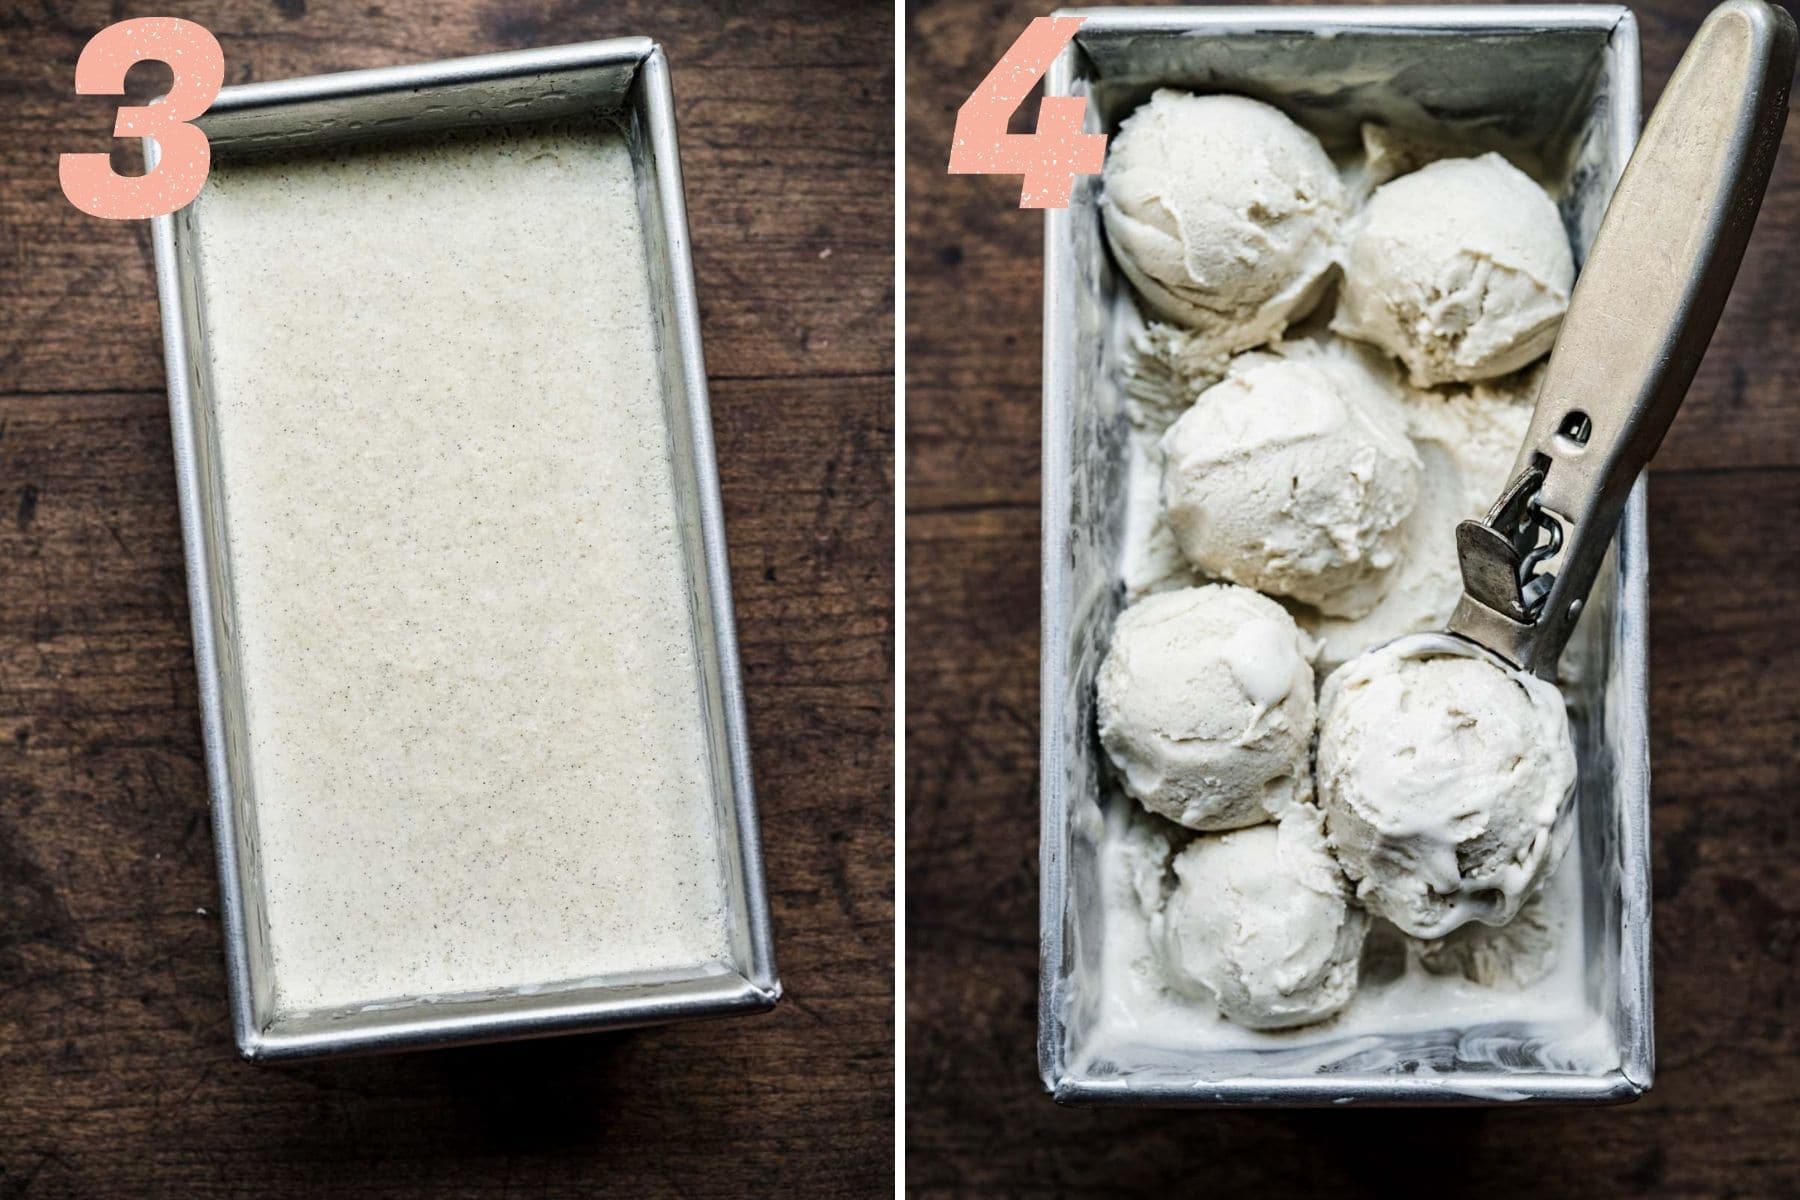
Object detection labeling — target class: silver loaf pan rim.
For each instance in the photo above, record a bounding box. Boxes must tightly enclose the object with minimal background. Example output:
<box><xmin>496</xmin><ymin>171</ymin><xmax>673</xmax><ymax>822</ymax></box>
<box><xmin>149</xmin><ymin>37</ymin><xmax>780</xmax><ymax>1062</ymax></box>
<box><xmin>1038</xmin><ymin>4</ymin><xmax>1652</xmax><ymax>1107</ymax></box>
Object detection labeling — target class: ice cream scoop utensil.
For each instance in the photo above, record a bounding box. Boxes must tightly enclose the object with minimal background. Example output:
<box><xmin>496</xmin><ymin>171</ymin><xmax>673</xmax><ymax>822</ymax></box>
<box><xmin>1447</xmin><ymin>0</ymin><xmax>1794</xmax><ymax>678</ymax></box>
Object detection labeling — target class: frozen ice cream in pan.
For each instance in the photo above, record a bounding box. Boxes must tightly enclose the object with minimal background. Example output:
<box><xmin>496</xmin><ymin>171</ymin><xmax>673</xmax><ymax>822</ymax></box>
<box><xmin>148</xmin><ymin>41</ymin><xmax>781</xmax><ymax>1061</ymax></box>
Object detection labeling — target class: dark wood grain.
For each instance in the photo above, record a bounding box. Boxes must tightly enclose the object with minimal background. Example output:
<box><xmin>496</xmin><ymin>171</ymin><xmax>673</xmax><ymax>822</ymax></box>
<box><xmin>0</xmin><ymin>2</ymin><xmax>893</xmax><ymax>1196</ymax></box>
<box><xmin>905</xmin><ymin>0</ymin><xmax>1800</xmax><ymax>1195</ymax></box>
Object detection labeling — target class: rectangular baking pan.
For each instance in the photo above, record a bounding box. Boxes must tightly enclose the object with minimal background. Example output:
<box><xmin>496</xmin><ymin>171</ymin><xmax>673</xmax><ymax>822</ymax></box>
<box><xmin>1039</xmin><ymin>5</ymin><xmax>1652</xmax><ymax>1105</ymax></box>
<box><xmin>149</xmin><ymin>38</ymin><xmax>779</xmax><ymax>1061</ymax></box>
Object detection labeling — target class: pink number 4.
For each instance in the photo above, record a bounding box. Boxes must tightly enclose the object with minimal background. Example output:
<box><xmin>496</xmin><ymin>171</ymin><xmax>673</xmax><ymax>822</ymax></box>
<box><xmin>948</xmin><ymin>16</ymin><xmax>1106</xmax><ymax>209</ymax></box>
<box><xmin>59</xmin><ymin>17</ymin><xmax>224</xmax><ymax>220</ymax></box>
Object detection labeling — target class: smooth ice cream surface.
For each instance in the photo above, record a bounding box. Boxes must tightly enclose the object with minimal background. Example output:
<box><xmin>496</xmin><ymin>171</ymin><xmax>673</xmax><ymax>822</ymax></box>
<box><xmin>1102</xmin><ymin>92</ymin><xmax>1347</xmax><ymax>353</ymax></box>
<box><xmin>1161</xmin><ymin>356</ymin><xmax>1421</xmax><ymax>618</ymax></box>
<box><xmin>1333</xmin><ymin>153</ymin><xmax>1574</xmax><ymax>386</ymax></box>
<box><xmin>1153</xmin><ymin>810</ymin><xmax>1367</xmax><ymax>1030</ymax></box>
<box><xmin>1316</xmin><ymin>643</ymin><xmax>1577</xmax><ymax>938</ymax></box>
<box><xmin>191</xmin><ymin>120</ymin><xmax>735</xmax><ymax>1015</ymax></box>
<box><xmin>1097</xmin><ymin>585</ymin><xmax>1315</xmax><ymax>830</ymax></box>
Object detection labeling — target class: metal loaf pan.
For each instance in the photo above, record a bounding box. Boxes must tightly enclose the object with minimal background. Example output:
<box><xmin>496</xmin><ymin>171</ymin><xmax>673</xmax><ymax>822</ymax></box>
<box><xmin>149</xmin><ymin>39</ymin><xmax>778</xmax><ymax>1061</ymax></box>
<box><xmin>1039</xmin><ymin>6</ymin><xmax>1652</xmax><ymax>1105</ymax></box>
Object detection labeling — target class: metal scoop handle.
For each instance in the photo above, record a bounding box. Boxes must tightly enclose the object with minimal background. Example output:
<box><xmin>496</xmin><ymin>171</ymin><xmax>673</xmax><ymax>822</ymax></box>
<box><xmin>1449</xmin><ymin>0</ymin><xmax>1795</xmax><ymax>677</ymax></box>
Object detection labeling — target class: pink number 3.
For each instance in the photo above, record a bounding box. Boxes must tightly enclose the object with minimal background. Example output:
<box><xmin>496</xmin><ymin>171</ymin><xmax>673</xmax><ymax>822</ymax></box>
<box><xmin>947</xmin><ymin>16</ymin><xmax>1107</xmax><ymax>210</ymax></box>
<box><xmin>59</xmin><ymin>18</ymin><xmax>224</xmax><ymax>220</ymax></box>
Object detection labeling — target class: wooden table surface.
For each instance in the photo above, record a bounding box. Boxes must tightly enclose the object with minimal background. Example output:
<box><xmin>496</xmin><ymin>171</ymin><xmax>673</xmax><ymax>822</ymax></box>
<box><xmin>0</xmin><ymin>2</ymin><xmax>893</xmax><ymax>1196</ymax></box>
<box><xmin>907</xmin><ymin>0</ymin><xmax>1800</xmax><ymax>1194</ymax></box>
